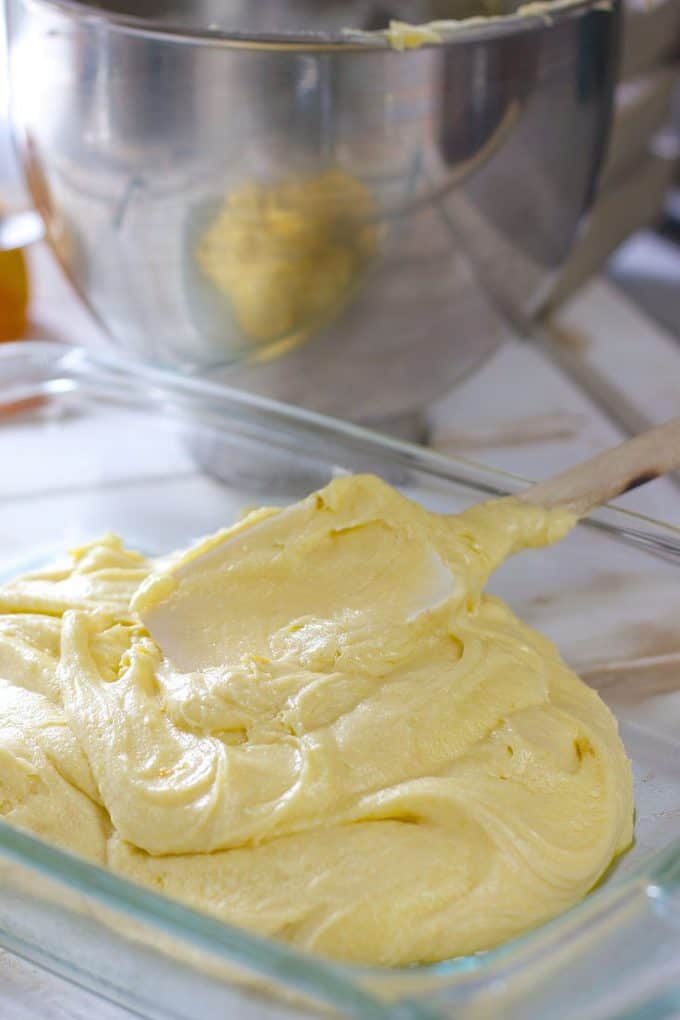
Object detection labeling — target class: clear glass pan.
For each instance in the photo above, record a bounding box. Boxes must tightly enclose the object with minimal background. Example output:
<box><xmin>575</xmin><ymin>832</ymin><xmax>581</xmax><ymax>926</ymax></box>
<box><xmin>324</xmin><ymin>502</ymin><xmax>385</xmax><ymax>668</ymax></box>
<box><xmin>0</xmin><ymin>340</ymin><xmax>679</xmax><ymax>1020</ymax></box>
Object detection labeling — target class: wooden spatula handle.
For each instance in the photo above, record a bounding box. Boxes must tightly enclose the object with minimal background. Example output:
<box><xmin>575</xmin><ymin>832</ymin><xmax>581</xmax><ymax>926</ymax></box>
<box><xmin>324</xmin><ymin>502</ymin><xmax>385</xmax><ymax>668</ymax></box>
<box><xmin>519</xmin><ymin>417</ymin><xmax>680</xmax><ymax>517</ymax></box>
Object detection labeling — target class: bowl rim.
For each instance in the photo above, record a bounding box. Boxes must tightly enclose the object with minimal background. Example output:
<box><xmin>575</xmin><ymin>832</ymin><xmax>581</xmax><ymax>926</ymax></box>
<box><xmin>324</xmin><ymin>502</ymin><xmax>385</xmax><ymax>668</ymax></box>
<box><xmin>21</xmin><ymin>0</ymin><xmax>612</xmax><ymax>50</ymax></box>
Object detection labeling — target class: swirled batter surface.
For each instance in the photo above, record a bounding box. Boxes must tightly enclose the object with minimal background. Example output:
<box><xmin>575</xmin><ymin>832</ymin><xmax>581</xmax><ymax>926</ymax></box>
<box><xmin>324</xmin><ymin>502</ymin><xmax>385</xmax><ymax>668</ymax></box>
<box><xmin>0</xmin><ymin>475</ymin><xmax>632</xmax><ymax>965</ymax></box>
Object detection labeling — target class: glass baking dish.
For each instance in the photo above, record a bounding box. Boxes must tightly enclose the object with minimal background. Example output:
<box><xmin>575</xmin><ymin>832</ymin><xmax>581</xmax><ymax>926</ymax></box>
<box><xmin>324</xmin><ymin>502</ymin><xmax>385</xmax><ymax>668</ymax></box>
<box><xmin>0</xmin><ymin>339</ymin><xmax>679</xmax><ymax>1020</ymax></box>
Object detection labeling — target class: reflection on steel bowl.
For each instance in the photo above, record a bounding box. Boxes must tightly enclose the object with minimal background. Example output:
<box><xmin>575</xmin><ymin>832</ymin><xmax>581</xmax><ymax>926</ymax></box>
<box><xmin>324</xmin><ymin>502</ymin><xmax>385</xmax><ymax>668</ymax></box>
<box><xmin>196</xmin><ymin>169</ymin><xmax>379</xmax><ymax>353</ymax></box>
<box><xmin>5</xmin><ymin>0</ymin><xmax>620</xmax><ymax>430</ymax></box>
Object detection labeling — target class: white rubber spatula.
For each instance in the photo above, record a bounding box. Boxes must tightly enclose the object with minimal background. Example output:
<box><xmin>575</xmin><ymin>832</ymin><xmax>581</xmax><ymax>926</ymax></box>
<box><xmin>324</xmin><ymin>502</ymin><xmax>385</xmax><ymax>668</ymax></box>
<box><xmin>137</xmin><ymin>417</ymin><xmax>680</xmax><ymax>672</ymax></box>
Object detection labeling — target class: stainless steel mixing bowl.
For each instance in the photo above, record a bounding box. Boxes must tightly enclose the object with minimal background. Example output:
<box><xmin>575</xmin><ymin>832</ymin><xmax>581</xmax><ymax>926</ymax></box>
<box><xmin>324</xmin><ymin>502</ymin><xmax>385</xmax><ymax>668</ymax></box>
<box><xmin>5</xmin><ymin>0</ymin><xmax>620</xmax><ymax>430</ymax></box>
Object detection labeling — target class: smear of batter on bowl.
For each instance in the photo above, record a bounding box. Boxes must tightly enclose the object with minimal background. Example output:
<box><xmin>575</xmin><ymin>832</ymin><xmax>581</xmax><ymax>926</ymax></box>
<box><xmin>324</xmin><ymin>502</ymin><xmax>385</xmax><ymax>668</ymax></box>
<box><xmin>197</xmin><ymin>169</ymin><xmax>377</xmax><ymax>351</ymax></box>
<box><xmin>345</xmin><ymin>0</ymin><xmax>612</xmax><ymax>50</ymax></box>
<box><xmin>0</xmin><ymin>474</ymin><xmax>632</xmax><ymax>966</ymax></box>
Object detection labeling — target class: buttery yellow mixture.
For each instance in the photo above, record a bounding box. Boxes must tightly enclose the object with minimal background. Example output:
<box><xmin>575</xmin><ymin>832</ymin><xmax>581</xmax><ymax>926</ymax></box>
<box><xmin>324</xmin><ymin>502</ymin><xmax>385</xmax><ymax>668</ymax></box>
<box><xmin>0</xmin><ymin>475</ymin><xmax>633</xmax><ymax>966</ymax></box>
<box><xmin>198</xmin><ymin>169</ymin><xmax>377</xmax><ymax>348</ymax></box>
<box><xmin>353</xmin><ymin>2</ymin><xmax>597</xmax><ymax>50</ymax></box>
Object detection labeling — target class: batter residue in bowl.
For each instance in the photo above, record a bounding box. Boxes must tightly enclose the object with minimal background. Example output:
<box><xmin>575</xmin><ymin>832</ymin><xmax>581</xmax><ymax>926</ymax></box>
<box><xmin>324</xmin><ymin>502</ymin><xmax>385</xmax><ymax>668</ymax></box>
<box><xmin>197</xmin><ymin>169</ymin><xmax>378</xmax><ymax>351</ymax></box>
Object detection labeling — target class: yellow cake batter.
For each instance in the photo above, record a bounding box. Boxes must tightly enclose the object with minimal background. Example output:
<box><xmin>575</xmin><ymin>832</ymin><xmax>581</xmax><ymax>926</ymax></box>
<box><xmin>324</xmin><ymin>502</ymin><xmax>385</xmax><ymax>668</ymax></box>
<box><xmin>197</xmin><ymin>169</ymin><xmax>377</xmax><ymax>348</ymax></box>
<box><xmin>345</xmin><ymin>2</ymin><xmax>602</xmax><ymax>49</ymax></box>
<box><xmin>0</xmin><ymin>475</ymin><xmax>633</xmax><ymax>966</ymax></box>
